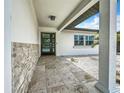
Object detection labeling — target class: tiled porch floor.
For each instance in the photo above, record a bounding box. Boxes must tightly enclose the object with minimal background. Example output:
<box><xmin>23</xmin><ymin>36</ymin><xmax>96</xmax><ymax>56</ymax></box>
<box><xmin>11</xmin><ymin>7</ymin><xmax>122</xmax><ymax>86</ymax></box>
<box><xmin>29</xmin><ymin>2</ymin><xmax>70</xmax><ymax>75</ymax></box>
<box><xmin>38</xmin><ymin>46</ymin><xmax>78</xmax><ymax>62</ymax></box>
<box><xmin>65</xmin><ymin>55</ymin><xmax>120</xmax><ymax>80</ymax></box>
<box><xmin>28</xmin><ymin>56</ymin><xmax>101</xmax><ymax>93</ymax></box>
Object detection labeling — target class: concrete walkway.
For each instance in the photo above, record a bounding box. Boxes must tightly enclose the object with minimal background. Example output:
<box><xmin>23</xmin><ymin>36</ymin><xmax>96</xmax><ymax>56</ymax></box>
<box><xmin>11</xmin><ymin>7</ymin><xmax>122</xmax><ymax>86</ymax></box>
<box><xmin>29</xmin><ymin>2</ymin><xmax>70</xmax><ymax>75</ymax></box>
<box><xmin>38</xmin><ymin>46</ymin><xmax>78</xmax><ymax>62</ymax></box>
<box><xmin>28</xmin><ymin>56</ymin><xmax>101</xmax><ymax>93</ymax></box>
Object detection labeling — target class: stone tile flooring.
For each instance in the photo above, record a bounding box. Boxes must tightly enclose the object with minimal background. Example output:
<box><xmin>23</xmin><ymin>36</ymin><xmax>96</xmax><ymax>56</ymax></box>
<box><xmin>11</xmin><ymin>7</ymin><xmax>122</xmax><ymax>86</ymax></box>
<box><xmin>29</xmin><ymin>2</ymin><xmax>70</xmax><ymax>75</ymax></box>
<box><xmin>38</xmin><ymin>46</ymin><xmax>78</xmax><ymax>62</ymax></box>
<box><xmin>65</xmin><ymin>55</ymin><xmax>120</xmax><ymax>80</ymax></box>
<box><xmin>65</xmin><ymin>55</ymin><xmax>120</xmax><ymax>91</ymax></box>
<box><xmin>28</xmin><ymin>56</ymin><xmax>101</xmax><ymax>93</ymax></box>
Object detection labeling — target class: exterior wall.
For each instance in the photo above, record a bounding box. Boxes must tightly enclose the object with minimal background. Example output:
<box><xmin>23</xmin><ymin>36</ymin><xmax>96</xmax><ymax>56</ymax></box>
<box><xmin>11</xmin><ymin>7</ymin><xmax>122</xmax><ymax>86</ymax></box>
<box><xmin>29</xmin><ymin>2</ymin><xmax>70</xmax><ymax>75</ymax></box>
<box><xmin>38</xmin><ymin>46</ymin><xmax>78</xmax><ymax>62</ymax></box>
<box><xmin>39</xmin><ymin>27</ymin><xmax>99</xmax><ymax>56</ymax></box>
<box><xmin>57</xmin><ymin>30</ymin><xmax>99</xmax><ymax>56</ymax></box>
<box><xmin>12</xmin><ymin>0</ymin><xmax>38</xmax><ymax>44</ymax></box>
<box><xmin>12</xmin><ymin>0</ymin><xmax>39</xmax><ymax>93</ymax></box>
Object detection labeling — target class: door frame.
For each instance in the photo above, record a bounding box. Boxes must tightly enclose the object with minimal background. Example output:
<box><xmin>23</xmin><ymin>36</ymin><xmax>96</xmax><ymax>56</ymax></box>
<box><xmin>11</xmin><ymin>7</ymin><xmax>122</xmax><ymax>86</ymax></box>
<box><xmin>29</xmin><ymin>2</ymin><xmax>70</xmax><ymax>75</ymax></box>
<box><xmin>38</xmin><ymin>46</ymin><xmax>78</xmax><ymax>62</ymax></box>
<box><xmin>41</xmin><ymin>32</ymin><xmax>56</xmax><ymax>55</ymax></box>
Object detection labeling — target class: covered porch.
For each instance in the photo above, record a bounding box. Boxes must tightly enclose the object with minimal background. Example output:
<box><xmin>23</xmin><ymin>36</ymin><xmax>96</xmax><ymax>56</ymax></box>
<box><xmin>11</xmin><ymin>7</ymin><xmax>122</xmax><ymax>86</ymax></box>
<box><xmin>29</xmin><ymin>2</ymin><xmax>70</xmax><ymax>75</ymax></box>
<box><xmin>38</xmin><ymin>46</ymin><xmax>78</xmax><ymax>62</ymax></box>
<box><xmin>4</xmin><ymin>0</ymin><xmax>119</xmax><ymax>93</ymax></box>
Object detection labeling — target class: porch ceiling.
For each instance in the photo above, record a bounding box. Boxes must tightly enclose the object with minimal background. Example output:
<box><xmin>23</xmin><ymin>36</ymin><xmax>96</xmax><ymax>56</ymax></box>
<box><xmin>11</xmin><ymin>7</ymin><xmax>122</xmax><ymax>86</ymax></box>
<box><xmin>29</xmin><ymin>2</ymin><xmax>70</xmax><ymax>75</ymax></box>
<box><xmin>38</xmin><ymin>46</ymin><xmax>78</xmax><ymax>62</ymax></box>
<box><xmin>33</xmin><ymin>0</ymin><xmax>82</xmax><ymax>27</ymax></box>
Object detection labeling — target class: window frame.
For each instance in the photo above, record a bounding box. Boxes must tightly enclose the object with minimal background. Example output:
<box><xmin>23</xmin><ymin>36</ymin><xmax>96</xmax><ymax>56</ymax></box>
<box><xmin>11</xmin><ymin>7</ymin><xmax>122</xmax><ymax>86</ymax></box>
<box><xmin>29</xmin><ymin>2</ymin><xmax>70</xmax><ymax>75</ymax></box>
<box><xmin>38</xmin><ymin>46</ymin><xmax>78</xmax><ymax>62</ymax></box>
<box><xmin>74</xmin><ymin>35</ymin><xmax>94</xmax><ymax>47</ymax></box>
<box><xmin>74</xmin><ymin>35</ymin><xmax>84</xmax><ymax>46</ymax></box>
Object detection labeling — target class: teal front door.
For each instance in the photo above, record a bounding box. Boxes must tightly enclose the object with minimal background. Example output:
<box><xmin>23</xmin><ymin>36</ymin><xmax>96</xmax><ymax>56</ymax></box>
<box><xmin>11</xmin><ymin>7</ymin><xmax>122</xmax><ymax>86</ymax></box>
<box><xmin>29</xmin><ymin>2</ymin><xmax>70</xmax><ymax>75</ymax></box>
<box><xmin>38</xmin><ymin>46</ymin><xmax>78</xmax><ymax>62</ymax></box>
<box><xmin>41</xmin><ymin>33</ymin><xmax>55</xmax><ymax>55</ymax></box>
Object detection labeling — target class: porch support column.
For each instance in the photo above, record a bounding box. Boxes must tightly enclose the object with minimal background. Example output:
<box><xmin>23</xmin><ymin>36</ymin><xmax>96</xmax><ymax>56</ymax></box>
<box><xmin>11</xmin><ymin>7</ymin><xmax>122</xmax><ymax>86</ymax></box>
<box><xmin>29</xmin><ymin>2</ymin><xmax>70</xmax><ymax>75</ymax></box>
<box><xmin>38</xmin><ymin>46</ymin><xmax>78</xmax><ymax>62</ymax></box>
<box><xmin>95</xmin><ymin>0</ymin><xmax>117</xmax><ymax>93</ymax></box>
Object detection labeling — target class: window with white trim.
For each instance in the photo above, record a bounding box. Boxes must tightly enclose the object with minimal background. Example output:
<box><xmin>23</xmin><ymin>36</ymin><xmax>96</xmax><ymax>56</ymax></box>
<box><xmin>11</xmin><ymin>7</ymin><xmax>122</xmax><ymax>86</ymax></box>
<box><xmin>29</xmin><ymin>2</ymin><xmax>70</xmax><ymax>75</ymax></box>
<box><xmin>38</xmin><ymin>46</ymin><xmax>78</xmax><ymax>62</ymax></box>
<box><xmin>85</xmin><ymin>36</ymin><xmax>94</xmax><ymax>45</ymax></box>
<box><xmin>74</xmin><ymin>35</ymin><xmax>84</xmax><ymax>46</ymax></box>
<box><xmin>74</xmin><ymin>35</ymin><xmax>94</xmax><ymax>46</ymax></box>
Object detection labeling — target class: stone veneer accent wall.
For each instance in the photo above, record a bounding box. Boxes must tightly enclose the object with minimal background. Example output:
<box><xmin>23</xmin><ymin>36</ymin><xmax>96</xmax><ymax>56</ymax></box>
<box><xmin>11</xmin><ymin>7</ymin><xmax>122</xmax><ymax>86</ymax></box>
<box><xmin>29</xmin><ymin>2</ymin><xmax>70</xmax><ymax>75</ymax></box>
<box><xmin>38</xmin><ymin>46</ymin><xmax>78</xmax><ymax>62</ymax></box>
<box><xmin>12</xmin><ymin>42</ymin><xmax>39</xmax><ymax>93</ymax></box>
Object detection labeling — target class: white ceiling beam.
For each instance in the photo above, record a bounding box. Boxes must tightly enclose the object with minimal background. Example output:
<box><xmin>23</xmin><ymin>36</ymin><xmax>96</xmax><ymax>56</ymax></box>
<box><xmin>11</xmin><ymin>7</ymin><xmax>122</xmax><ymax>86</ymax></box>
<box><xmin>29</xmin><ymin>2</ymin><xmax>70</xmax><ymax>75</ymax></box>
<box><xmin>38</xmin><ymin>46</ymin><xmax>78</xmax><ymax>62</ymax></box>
<box><xmin>57</xmin><ymin>0</ymin><xmax>99</xmax><ymax>32</ymax></box>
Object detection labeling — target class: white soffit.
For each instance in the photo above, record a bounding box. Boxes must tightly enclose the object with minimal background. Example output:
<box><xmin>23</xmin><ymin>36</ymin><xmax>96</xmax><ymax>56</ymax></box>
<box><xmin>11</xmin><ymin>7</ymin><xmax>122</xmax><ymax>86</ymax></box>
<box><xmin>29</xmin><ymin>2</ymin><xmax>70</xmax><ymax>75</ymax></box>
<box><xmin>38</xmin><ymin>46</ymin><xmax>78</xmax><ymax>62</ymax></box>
<box><xmin>33</xmin><ymin>0</ymin><xmax>82</xmax><ymax>27</ymax></box>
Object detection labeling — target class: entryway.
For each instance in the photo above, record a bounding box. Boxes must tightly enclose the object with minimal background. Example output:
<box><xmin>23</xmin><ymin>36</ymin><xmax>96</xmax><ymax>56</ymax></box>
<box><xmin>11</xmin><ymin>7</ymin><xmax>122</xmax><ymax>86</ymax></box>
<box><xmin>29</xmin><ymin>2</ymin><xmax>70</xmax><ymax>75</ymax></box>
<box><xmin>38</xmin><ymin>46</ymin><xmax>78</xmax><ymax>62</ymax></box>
<box><xmin>41</xmin><ymin>33</ymin><xmax>56</xmax><ymax>55</ymax></box>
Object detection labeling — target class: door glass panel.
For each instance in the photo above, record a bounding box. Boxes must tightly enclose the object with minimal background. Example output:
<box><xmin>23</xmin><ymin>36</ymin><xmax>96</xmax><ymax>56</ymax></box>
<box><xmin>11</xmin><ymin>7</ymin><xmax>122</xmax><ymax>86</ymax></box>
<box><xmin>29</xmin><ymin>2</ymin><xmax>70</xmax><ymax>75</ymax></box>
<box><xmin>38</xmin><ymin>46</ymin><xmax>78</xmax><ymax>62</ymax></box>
<box><xmin>42</xmin><ymin>48</ymin><xmax>50</xmax><ymax>52</ymax></box>
<box><xmin>42</xmin><ymin>43</ymin><xmax>50</xmax><ymax>47</ymax></box>
<box><xmin>42</xmin><ymin>39</ymin><xmax>50</xmax><ymax>43</ymax></box>
<box><xmin>52</xmin><ymin>39</ymin><xmax>55</xmax><ymax>42</ymax></box>
<box><xmin>42</xmin><ymin>34</ymin><xmax>50</xmax><ymax>38</ymax></box>
<box><xmin>52</xmin><ymin>48</ymin><xmax>55</xmax><ymax>52</ymax></box>
<box><xmin>52</xmin><ymin>34</ymin><xmax>55</xmax><ymax>38</ymax></box>
<box><xmin>52</xmin><ymin>44</ymin><xmax>55</xmax><ymax>47</ymax></box>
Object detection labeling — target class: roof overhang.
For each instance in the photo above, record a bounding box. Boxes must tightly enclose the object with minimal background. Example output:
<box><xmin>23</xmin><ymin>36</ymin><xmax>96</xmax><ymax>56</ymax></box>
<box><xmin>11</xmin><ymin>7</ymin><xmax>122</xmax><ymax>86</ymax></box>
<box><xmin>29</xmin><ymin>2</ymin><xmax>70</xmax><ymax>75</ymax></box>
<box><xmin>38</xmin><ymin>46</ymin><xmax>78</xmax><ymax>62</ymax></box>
<box><xmin>58</xmin><ymin>0</ymin><xmax>99</xmax><ymax>32</ymax></box>
<box><xmin>65</xmin><ymin>28</ymin><xmax>99</xmax><ymax>33</ymax></box>
<box><xmin>66</xmin><ymin>2</ymin><xmax>99</xmax><ymax>29</ymax></box>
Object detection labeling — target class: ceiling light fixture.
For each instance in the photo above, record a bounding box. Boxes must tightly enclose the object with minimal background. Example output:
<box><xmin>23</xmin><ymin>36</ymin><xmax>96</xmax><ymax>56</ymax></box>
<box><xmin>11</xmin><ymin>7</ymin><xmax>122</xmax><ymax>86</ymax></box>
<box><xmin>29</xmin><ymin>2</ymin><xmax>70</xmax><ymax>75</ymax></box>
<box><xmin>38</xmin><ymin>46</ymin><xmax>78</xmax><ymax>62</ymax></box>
<box><xmin>49</xmin><ymin>15</ymin><xmax>56</xmax><ymax>21</ymax></box>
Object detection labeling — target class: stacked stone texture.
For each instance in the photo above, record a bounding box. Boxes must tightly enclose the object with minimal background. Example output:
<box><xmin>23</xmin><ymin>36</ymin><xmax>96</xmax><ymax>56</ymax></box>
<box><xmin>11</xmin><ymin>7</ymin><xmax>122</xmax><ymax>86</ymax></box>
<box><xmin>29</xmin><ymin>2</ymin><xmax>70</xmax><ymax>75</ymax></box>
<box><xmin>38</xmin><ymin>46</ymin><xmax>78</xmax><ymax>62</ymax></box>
<box><xmin>12</xmin><ymin>42</ymin><xmax>39</xmax><ymax>93</ymax></box>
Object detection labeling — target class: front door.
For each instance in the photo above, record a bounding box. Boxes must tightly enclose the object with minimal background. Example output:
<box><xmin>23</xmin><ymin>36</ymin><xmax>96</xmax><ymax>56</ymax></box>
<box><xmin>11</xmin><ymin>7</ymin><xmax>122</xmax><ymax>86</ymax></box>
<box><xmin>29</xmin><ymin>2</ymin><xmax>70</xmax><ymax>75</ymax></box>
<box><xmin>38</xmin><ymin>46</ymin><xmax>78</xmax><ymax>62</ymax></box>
<box><xmin>41</xmin><ymin>33</ymin><xmax>55</xmax><ymax>55</ymax></box>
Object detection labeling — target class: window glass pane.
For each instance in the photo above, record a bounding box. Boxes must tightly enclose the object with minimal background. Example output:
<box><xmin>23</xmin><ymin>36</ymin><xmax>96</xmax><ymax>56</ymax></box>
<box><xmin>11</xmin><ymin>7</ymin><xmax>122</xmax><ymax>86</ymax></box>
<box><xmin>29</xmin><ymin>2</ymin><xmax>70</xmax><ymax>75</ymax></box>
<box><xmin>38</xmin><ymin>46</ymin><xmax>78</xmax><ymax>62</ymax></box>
<box><xmin>79</xmin><ymin>35</ymin><xmax>84</xmax><ymax>41</ymax></box>
<box><xmin>89</xmin><ymin>41</ymin><xmax>92</xmax><ymax>45</ymax></box>
<box><xmin>89</xmin><ymin>36</ymin><xmax>94</xmax><ymax>41</ymax></box>
<box><xmin>86</xmin><ymin>36</ymin><xmax>89</xmax><ymax>41</ymax></box>
<box><xmin>74</xmin><ymin>35</ymin><xmax>78</xmax><ymax>41</ymax></box>
<box><xmin>79</xmin><ymin>41</ymin><xmax>84</xmax><ymax>45</ymax></box>
<box><xmin>91</xmin><ymin>36</ymin><xmax>94</xmax><ymax>41</ymax></box>
<box><xmin>89</xmin><ymin>36</ymin><xmax>92</xmax><ymax>41</ymax></box>
<box><xmin>74</xmin><ymin>41</ymin><xmax>79</xmax><ymax>45</ymax></box>
<box><xmin>86</xmin><ymin>41</ymin><xmax>93</xmax><ymax>45</ymax></box>
<box><xmin>86</xmin><ymin>41</ymin><xmax>89</xmax><ymax>45</ymax></box>
<box><xmin>85</xmin><ymin>36</ymin><xmax>94</xmax><ymax>46</ymax></box>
